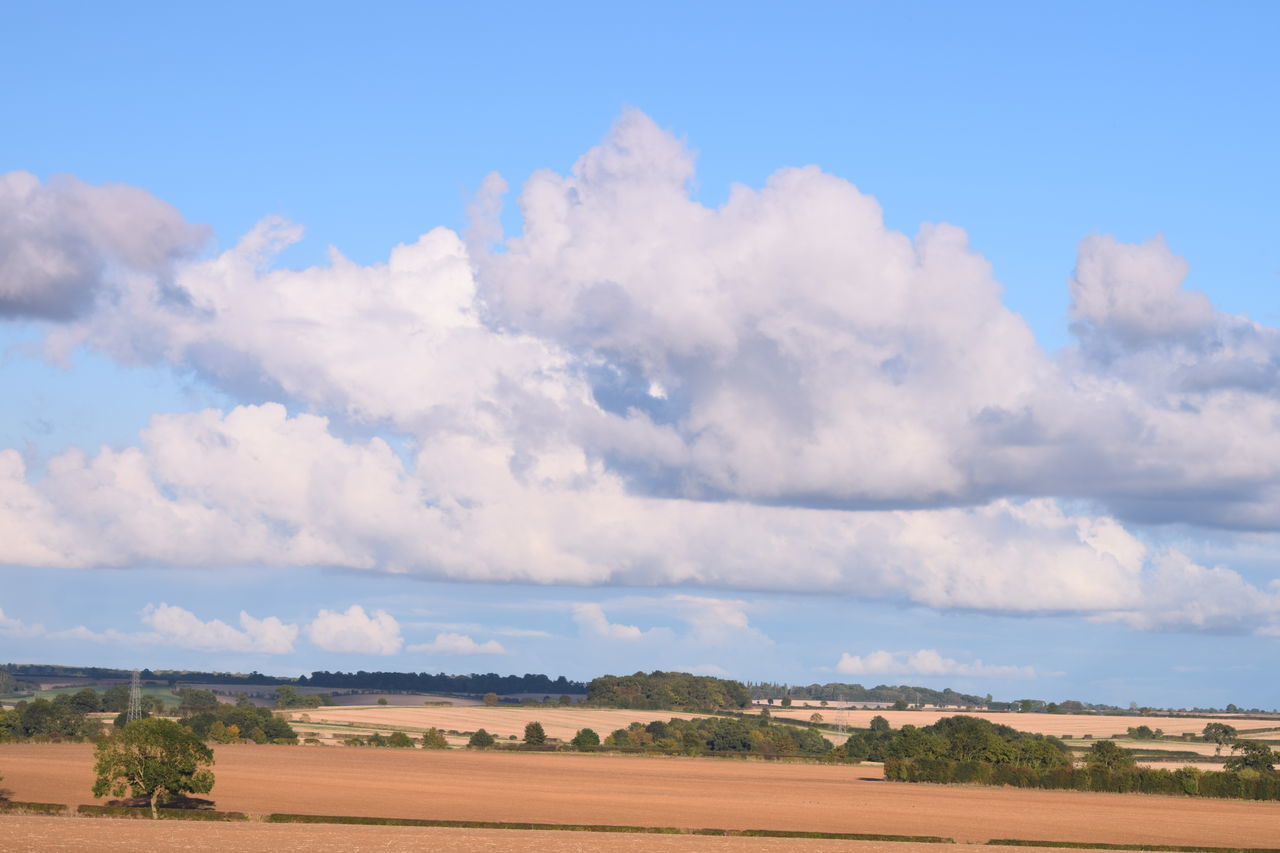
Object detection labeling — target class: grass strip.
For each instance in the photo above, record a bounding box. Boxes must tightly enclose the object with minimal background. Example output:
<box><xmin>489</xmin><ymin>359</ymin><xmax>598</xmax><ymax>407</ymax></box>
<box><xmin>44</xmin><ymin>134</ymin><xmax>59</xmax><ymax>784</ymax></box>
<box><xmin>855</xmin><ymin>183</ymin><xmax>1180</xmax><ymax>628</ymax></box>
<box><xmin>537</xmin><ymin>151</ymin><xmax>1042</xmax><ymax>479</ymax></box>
<box><xmin>0</xmin><ymin>801</ymin><xmax>67</xmax><ymax>815</ymax></box>
<box><xmin>987</xmin><ymin>840</ymin><xmax>1280</xmax><ymax>853</ymax></box>
<box><xmin>264</xmin><ymin>813</ymin><xmax>953</xmax><ymax>843</ymax></box>
<box><xmin>76</xmin><ymin>804</ymin><xmax>249</xmax><ymax>821</ymax></box>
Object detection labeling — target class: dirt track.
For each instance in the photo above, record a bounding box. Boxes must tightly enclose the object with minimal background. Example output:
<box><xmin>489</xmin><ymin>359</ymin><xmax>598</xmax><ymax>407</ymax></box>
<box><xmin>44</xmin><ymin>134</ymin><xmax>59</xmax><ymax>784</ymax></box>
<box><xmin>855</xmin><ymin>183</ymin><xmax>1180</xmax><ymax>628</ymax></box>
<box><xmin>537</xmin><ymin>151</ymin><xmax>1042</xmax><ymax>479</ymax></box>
<box><xmin>3</xmin><ymin>743</ymin><xmax>1277</xmax><ymax>848</ymax></box>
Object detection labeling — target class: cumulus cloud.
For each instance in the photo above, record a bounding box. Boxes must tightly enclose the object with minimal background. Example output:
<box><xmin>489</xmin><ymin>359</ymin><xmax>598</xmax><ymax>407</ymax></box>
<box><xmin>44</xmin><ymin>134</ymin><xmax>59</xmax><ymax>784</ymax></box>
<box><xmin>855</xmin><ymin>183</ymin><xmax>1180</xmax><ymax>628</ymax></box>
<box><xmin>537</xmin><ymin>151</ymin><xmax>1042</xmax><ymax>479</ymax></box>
<box><xmin>0</xmin><ymin>171</ymin><xmax>207</xmax><ymax>319</ymax></box>
<box><xmin>2</xmin><ymin>111</ymin><xmax>1280</xmax><ymax>634</ymax></box>
<box><xmin>1096</xmin><ymin>552</ymin><xmax>1280</xmax><ymax>634</ymax></box>
<box><xmin>305</xmin><ymin>605</ymin><xmax>403</xmax><ymax>655</ymax></box>
<box><xmin>0</xmin><ymin>607</ymin><xmax>45</xmax><ymax>638</ymax></box>
<box><xmin>836</xmin><ymin>649</ymin><xmax>1038</xmax><ymax>679</ymax></box>
<box><xmin>141</xmin><ymin>603</ymin><xmax>297</xmax><ymax>654</ymax></box>
<box><xmin>407</xmin><ymin>632</ymin><xmax>507</xmax><ymax>655</ymax></box>
<box><xmin>572</xmin><ymin>603</ymin><xmax>658</xmax><ymax>640</ymax></box>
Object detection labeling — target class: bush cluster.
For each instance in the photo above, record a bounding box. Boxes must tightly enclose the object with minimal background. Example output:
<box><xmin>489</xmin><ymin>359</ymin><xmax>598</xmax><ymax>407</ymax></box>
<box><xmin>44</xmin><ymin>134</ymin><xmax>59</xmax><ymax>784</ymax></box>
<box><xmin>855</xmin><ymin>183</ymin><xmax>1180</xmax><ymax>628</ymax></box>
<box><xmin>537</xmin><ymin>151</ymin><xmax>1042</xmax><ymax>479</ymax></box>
<box><xmin>592</xmin><ymin>716</ymin><xmax>833</xmax><ymax>757</ymax></box>
<box><xmin>586</xmin><ymin>672</ymin><xmax>751</xmax><ymax>711</ymax></box>
<box><xmin>885</xmin><ymin>755</ymin><xmax>1280</xmax><ymax>800</ymax></box>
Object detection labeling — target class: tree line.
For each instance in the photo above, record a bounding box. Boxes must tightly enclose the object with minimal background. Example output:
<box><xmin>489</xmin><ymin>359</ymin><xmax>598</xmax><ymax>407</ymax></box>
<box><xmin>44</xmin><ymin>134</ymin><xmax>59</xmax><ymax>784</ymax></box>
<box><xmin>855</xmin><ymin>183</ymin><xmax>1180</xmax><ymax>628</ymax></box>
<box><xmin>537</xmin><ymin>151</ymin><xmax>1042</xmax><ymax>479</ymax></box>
<box><xmin>752</xmin><ymin>682</ymin><xmax>988</xmax><ymax>707</ymax></box>
<box><xmin>875</xmin><ymin>715</ymin><xmax>1280</xmax><ymax>801</ymax></box>
<box><xmin>297</xmin><ymin>670</ymin><xmax>583</xmax><ymax>695</ymax></box>
<box><xmin>586</xmin><ymin>671</ymin><xmax>752</xmax><ymax>711</ymax></box>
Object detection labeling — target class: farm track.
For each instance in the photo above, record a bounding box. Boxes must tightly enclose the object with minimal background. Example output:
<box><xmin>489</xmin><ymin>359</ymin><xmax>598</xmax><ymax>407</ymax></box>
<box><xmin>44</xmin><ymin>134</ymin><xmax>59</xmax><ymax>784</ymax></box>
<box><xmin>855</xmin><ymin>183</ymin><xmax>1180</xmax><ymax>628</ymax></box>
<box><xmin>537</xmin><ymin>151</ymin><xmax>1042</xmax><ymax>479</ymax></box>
<box><xmin>2</xmin><ymin>743</ymin><xmax>1278</xmax><ymax>848</ymax></box>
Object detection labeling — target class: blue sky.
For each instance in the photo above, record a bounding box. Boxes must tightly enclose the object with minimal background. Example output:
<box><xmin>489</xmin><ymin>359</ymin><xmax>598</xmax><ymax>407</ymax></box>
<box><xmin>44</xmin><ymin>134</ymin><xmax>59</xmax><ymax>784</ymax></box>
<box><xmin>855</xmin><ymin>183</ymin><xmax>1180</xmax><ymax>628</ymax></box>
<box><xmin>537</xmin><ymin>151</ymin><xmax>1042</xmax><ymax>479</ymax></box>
<box><xmin>1</xmin><ymin>1</ymin><xmax>1277</xmax><ymax>708</ymax></box>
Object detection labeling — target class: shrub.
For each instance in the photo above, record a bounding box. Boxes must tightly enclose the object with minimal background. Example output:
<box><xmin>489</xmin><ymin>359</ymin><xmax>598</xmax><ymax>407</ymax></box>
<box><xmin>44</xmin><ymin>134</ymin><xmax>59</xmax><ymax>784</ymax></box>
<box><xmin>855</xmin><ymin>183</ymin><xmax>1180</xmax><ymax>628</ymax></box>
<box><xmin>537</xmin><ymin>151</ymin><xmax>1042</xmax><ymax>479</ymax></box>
<box><xmin>468</xmin><ymin>728</ymin><xmax>495</xmax><ymax>748</ymax></box>
<box><xmin>523</xmin><ymin>721</ymin><xmax>547</xmax><ymax>746</ymax></box>
<box><xmin>421</xmin><ymin>728</ymin><xmax>449</xmax><ymax>749</ymax></box>
<box><xmin>571</xmin><ymin>727</ymin><xmax>600</xmax><ymax>748</ymax></box>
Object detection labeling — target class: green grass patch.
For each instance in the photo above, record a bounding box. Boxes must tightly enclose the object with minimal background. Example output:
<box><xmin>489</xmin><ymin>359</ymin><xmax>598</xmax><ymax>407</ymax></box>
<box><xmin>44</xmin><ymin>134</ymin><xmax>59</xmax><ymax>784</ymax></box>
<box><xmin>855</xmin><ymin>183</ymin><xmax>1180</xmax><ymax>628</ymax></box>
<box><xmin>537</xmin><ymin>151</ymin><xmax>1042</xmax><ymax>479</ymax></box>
<box><xmin>987</xmin><ymin>840</ymin><xmax>1280</xmax><ymax>852</ymax></box>
<box><xmin>0</xmin><ymin>801</ymin><xmax>68</xmax><ymax>815</ymax></box>
<box><xmin>263</xmin><ymin>813</ymin><xmax>953</xmax><ymax>842</ymax></box>
<box><xmin>76</xmin><ymin>804</ymin><xmax>249</xmax><ymax>821</ymax></box>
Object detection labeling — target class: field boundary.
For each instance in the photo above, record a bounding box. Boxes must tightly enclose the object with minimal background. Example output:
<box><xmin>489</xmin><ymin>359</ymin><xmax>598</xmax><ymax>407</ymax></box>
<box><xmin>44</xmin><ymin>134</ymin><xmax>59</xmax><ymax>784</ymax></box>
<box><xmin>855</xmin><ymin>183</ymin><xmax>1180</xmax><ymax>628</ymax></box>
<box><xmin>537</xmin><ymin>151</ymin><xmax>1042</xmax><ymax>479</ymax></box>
<box><xmin>987</xmin><ymin>840</ymin><xmax>1280</xmax><ymax>853</ymax></box>
<box><xmin>76</xmin><ymin>804</ymin><xmax>250</xmax><ymax>821</ymax></box>
<box><xmin>263</xmin><ymin>812</ymin><xmax>956</xmax><ymax>843</ymax></box>
<box><xmin>0</xmin><ymin>801</ymin><xmax>67</xmax><ymax>815</ymax></box>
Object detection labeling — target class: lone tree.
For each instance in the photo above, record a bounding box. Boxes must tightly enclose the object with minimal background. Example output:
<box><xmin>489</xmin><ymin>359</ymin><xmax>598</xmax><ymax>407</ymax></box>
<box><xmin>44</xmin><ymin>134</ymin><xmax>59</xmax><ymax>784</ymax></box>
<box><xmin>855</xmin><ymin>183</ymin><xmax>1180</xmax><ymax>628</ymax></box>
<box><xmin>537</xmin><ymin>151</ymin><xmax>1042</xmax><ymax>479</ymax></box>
<box><xmin>571</xmin><ymin>727</ymin><xmax>600</xmax><ymax>748</ymax></box>
<box><xmin>1202</xmin><ymin>722</ymin><xmax>1237</xmax><ymax>756</ymax></box>
<box><xmin>1225</xmin><ymin>740</ymin><xmax>1277</xmax><ymax>773</ymax></box>
<box><xmin>482</xmin><ymin>693</ymin><xmax>499</xmax><ymax>706</ymax></box>
<box><xmin>524</xmin><ymin>721</ymin><xmax>547</xmax><ymax>746</ymax></box>
<box><xmin>421</xmin><ymin>727</ymin><xmax>449</xmax><ymax>749</ymax></box>
<box><xmin>468</xmin><ymin>728</ymin><xmax>495</xmax><ymax>748</ymax></box>
<box><xmin>92</xmin><ymin>718</ymin><xmax>215</xmax><ymax>819</ymax></box>
<box><xmin>1084</xmin><ymin>740</ymin><xmax>1136</xmax><ymax>772</ymax></box>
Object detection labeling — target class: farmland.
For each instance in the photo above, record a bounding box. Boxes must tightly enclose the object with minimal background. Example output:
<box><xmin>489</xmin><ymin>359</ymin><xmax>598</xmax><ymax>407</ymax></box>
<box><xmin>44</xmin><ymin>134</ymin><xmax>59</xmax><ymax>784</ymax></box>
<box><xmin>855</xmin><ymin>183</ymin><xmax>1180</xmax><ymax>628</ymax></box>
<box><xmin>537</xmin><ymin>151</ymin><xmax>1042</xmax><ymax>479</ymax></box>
<box><xmin>283</xmin><ymin>705</ymin><xmax>713</xmax><ymax>745</ymax></box>
<box><xmin>0</xmin><ymin>816</ymin><xmax>1140</xmax><ymax>853</ymax></box>
<box><xmin>3</xmin><ymin>742</ymin><xmax>1279</xmax><ymax>848</ymax></box>
<box><xmin>758</xmin><ymin>707</ymin><xmax>1265</xmax><ymax>737</ymax></box>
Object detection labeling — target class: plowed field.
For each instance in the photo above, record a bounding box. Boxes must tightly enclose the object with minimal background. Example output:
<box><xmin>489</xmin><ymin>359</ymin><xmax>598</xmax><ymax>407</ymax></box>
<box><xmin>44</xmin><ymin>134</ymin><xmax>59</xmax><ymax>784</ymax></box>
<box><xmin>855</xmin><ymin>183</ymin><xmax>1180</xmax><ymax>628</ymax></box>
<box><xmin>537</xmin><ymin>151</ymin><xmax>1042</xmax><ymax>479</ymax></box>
<box><xmin>0</xmin><ymin>816</ymin><xmax>1139</xmax><ymax>853</ymax></box>
<box><xmin>3</xmin><ymin>743</ymin><xmax>1278</xmax><ymax>848</ymax></box>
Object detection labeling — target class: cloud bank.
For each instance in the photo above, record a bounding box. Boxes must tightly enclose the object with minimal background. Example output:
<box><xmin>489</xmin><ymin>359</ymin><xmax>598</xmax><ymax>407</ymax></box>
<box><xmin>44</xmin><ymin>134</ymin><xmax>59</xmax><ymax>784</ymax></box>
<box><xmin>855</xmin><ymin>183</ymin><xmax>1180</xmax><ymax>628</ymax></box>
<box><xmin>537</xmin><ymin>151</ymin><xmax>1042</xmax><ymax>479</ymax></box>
<box><xmin>3</xmin><ymin>111</ymin><xmax>1280</xmax><ymax>637</ymax></box>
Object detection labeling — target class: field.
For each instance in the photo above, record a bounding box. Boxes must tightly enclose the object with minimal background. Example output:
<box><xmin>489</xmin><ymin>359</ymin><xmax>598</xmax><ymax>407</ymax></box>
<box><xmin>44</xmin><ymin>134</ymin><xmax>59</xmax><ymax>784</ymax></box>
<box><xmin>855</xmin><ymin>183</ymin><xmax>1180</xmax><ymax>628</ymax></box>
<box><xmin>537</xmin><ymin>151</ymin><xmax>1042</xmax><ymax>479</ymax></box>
<box><xmin>758</xmin><ymin>708</ymin><xmax>1267</xmax><ymax>738</ymax></box>
<box><xmin>0</xmin><ymin>816</ymin><xmax>1133</xmax><ymax>853</ymax></box>
<box><xmin>284</xmin><ymin>705</ymin><xmax>713</xmax><ymax>744</ymax></box>
<box><xmin>3</xmin><ymin>743</ymin><xmax>1279</xmax><ymax>849</ymax></box>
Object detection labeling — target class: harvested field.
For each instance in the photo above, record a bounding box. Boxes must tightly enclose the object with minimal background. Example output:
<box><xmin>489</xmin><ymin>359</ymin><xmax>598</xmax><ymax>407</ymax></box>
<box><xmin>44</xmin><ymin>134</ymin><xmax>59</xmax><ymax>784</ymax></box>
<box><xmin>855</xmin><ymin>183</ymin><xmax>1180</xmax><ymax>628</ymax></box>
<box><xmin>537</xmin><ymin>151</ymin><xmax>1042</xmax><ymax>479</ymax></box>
<box><xmin>760</xmin><ymin>709</ymin><xmax>1270</xmax><ymax>738</ymax></box>
<box><xmin>285</xmin><ymin>705</ymin><xmax>710</xmax><ymax>742</ymax></box>
<box><xmin>3</xmin><ymin>743</ymin><xmax>1278</xmax><ymax>848</ymax></box>
<box><xmin>0</xmin><ymin>816</ymin><xmax>1143</xmax><ymax>853</ymax></box>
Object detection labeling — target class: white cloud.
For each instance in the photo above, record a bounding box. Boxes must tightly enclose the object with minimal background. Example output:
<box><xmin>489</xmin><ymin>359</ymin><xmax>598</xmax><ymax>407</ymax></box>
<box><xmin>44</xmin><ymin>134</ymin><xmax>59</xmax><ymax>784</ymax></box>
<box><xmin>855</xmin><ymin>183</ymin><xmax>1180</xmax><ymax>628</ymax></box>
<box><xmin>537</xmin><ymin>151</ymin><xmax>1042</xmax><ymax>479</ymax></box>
<box><xmin>141</xmin><ymin>603</ymin><xmax>297</xmax><ymax>654</ymax></box>
<box><xmin>0</xmin><ymin>171</ymin><xmax>206</xmax><ymax>319</ymax></box>
<box><xmin>1095</xmin><ymin>551</ymin><xmax>1280</xmax><ymax>634</ymax></box>
<box><xmin>305</xmin><ymin>605</ymin><xmax>403</xmax><ymax>655</ymax></box>
<box><xmin>836</xmin><ymin>649</ymin><xmax>1038</xmax><ymax>679</ymax></box>
<box><xmin>1</xmin><ymin>112</ymin><xmax>1280</xmax><ymax>636</ymax></box>
<box><xmin>407</xmin><ymin>632</ymin><xmax>506</xmax><ymax>655</ymax></box>
<box><xmin>571</xmin><ymin>603</ymin><xmax>658</xmax><ymax>640</ymax></box>
<box><xmin>0</xmin><ymin>607</ymin><xmax>45</xmax><ymax>638</ymax></box>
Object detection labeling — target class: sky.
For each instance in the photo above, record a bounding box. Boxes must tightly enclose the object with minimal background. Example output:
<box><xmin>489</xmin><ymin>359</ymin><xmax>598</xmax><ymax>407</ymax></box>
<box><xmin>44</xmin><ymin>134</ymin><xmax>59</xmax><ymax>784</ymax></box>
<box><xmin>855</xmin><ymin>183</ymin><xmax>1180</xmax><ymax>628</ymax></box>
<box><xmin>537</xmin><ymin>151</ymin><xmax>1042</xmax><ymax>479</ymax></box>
<box><xmin>1</xmin><ymin>1</ymin><xmax>1278</xmax><ymax>709</ymax></box>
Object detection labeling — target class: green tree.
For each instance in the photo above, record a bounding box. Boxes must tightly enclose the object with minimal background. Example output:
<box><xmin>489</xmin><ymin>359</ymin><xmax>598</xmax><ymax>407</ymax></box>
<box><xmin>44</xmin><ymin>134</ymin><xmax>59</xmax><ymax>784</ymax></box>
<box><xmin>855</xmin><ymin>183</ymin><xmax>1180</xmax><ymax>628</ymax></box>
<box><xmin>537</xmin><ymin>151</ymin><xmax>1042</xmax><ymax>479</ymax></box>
<box><xmin>386</xmin><ymin>731</ymin><xmax>414</xmax><ymax>748</ymax></box>
<box><xmin>69</xmin><ymin>688</ymin><xmax>103</xmax><ymax>715</ymax></box>
<box><xmin>91</xmin><ymin>718</ymin><xmax>215</xmax><ymax>819</ymax></box>
<box><xmin>274</xmin><ymin>685</ymin><xmax>299</xmax><ymax>708</ymax></box>
<box><xmin>101</xmin><ymin>684</ymin><xmax>131</xmax><ymax>713</ymax></box>
<box><xmin>468</xmin><ymin>728</ymin><xmax>495</xmax><ymax>748</ymax></box>
<box><xmin>377</xmin><ymin>697</ymin><xmax>389</xmax><ymax>706</ymax></box>
<box><xmin>207</xmin><ymin>721</ymin><xmax>240</xmax><ymax>744</ymax></box>
<box><xmin>571</xmin><ymin>727</ymin><xmax>600</xmax><ymax>748</ymax></box>
<box><xmin>1202</xmin><ymin>722</ymin><xmax>1238</xmax><ymax>756</ymax></box>
<box><xmin>1084</xmin><ymin>740</ymin><xmax>1136</xmax><ymax>772</ymax></box>
<box><xmin>891</xmin><ymin>698</ymin><xmax>909</xmax><ymax>711</ymax></box>
<box><xmin>482</xmin><ymin>692</ymin><xmax>499</xmax><ymax>706</ymax></box>
<box><xmin>421</xmin><ymin>728</ymin><xmax>449</xmax><ymax>749</ymax></box>
<box><xmin>523</xmin><ymin>721</ymin><xmax>547</xmax><ymax>746</ymax></box>
<box><xmin>780</xmin><ymin>696</ymin><xmax>792</xmax><ymax>708</ymax></box>
<box><xmin>1225</xmin><ymin>740</ymin><xmax>1276</xmax><ymax>773</ymax></box>
<box><xmin>558</xmin><ymin>694</ymin><xmax>572</xmax><ymax>706</ymax></box>
<box><xmin>809</xmin><ymin>712</ymin><xmax>824</xmax><ymax>723</ymax></box>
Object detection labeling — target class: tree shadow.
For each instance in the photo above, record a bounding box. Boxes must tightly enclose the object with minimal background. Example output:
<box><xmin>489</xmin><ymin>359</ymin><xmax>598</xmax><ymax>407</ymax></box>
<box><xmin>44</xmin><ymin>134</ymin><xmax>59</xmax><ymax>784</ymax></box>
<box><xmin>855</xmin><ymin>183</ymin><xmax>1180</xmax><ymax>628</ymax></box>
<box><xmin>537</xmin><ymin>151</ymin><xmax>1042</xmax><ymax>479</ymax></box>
<box><xmin>105</xmin><ymin>795</ymin><xmax>217</xmax><ymax>810</ymax></box>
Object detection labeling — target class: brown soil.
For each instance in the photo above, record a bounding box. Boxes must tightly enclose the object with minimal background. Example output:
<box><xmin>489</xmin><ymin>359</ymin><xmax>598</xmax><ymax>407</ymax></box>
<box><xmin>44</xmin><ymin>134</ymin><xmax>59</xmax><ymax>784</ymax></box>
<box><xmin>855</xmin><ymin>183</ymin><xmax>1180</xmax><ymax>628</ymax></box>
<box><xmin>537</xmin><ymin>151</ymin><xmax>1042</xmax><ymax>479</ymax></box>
<box><xmin>3</xmin><ymin>743</ymin><xmax>1276</xmax><ymax>848</ymax></box>
<box><xmin>0</xmin><ymin>816</ymin><xmax>1157</xmax><ymax>853</ymax></box>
